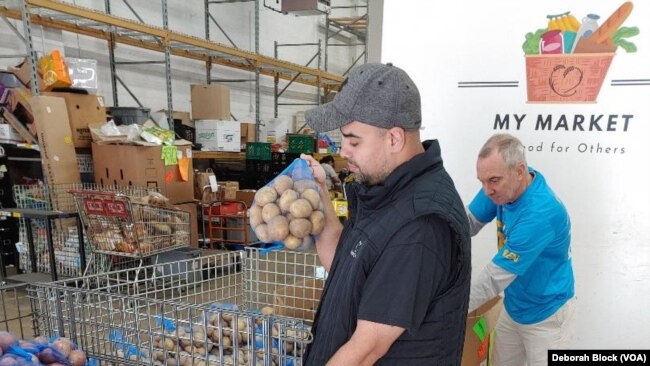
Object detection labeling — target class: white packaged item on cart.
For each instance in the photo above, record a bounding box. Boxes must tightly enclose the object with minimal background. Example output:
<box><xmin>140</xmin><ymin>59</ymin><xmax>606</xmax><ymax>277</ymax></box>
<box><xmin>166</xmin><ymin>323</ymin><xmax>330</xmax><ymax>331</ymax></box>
<box><xmin>66</xmin><ymin>57</ymin><xmax>98</xmax><ymax>90</ymax></box>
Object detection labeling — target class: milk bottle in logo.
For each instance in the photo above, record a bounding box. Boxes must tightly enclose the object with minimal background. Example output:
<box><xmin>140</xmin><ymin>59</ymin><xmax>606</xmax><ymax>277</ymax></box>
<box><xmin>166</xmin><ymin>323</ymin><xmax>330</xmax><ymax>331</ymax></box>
<box><xmin>571</xmin><ymin>14</ymin><xmax>600</xmax><ymax>53</ymax></box>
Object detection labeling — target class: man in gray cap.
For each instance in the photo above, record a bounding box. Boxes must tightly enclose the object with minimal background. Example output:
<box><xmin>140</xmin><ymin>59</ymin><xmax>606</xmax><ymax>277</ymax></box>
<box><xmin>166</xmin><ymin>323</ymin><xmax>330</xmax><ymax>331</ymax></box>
<box><xmin>300</xmin><ymin>63</ymin><xmax>471</xmax><ymax>365</ymax></box>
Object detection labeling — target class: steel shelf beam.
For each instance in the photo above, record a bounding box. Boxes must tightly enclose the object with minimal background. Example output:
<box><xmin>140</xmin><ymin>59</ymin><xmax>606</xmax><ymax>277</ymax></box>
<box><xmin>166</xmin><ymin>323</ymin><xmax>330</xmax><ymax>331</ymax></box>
<box><xmin>0</xmin><ymin>0</ymin><xmax>345</xmax><ymax>89</ymax></box>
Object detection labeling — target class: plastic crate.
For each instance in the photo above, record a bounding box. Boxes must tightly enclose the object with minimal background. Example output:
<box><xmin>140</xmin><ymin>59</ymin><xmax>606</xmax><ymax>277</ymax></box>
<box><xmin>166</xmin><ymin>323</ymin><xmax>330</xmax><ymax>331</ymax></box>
<box><xmin>245</xmin><ymin>142</ymin><xmax>272</xmax><ymax>161</ymax></box>
<box><xmin>287</xmin><ymin>134</ymin><xmax>315</xmax><ymax>154</ymax></box>
<box><xmin>272</xmin><ymin>152</ymin><xmax>300</xmax><ymax>176</ymax></box>
<box><xmin>107</xmin><ymin>106</ymin><xmax>150</xmax><ymax>125</ymax></box>
<box><xmin>174</xmin><ymin>122</ymin><xmax>195</xmax><ymax>143</ymax></box>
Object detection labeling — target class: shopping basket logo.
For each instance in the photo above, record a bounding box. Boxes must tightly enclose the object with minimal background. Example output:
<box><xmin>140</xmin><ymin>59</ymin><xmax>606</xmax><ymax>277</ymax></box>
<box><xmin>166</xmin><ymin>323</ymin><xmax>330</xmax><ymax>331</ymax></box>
<box><xmin>522</xmin><ymin>2</ymin><xmax>639</xmax><ymax>103</ymax></box>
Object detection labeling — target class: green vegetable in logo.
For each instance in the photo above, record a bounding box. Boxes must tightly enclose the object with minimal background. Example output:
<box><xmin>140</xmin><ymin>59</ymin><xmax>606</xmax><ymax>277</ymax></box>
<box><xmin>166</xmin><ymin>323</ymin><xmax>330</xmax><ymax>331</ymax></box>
<box><xmin>522</xmin><ymin>28</ymin><xmax>548</xmax><ymax>55</ymax></box>
<box><xmin>612</xmin><ymin>26</ymin><xmax>640</xmax><ymax>53</ymax></box>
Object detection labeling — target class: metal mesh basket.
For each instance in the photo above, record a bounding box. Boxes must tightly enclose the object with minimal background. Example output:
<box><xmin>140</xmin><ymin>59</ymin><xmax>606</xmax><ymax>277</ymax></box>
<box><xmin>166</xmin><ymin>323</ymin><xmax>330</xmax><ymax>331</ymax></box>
<box><xmin>29</xmin><ymin>248</ymin><xmax>324</xmax><ymax>366</ymax></box>
<box><xmin>0</xmin><ymin>283</ymin><xmax>38</xmax><ymax>339</ymax></box>
<box><xmin>12</xmin><ymin>184</ymin><xmax>160</xmax><ymax>276</ymax></box>
<box><xmin>72</xmin><ymin>190</ymin><xmax>190</xmax><ymax>258</ymax></box>
<box><xmin>13</xmin><ymin>183</ymin><xmax>158</xmax><ymax>212</ymax></box>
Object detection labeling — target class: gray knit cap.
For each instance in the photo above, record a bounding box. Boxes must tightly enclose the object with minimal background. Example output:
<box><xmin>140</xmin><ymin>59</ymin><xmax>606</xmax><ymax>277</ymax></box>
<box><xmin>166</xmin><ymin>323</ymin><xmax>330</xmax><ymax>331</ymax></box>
<box><xmin>305</xmin><ymin>63</ymin><xmax>421</xmax><ymax>133</ymax></box>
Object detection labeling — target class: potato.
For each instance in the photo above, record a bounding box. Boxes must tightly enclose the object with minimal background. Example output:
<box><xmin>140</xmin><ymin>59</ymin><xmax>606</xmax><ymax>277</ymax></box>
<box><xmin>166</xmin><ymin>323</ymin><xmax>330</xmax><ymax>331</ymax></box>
<box><xmin>37</xmin><ymin>348</ymin><xmax>60</xmax><ymax>364</ymax></box>
<box><xmin>222</xmin><ymin>336</ymin><xmax>232</xmax><ymax>347</ymax></box>
<box><xmin>164</xmin><ymin>337</ymin><xmax>175</xmax><ymax>351</ymax></box>
<box><xmin>289</xmin><ymin>199</ymin><xmax>313</xmax><ymax>219</ymax></box>
<box><xmin>301</xmin><ymin>188</ymin><xmax>321</xmax><ymax>210</ymax></box>
<box><xmin>267</xmin><ymin>216</ymin><xmax>289</xmax><ymax>241</ymax></box>
<box><xmin>237</xmin><ymin>319</ymin><xmax>248</xmax><ymax>331</ymax></box>
<box><xmin>293</xmin><ymin>179</ymin><xmax>315</xmax><ymax>194</ymax></box>
<box><xmin>254</xmin><ymin>224</ymin><xmax>270</xmax><ymax>243</ymax></box>
<box><xmin>278</xmin><ymin>189</ymin><xmax>299</xmax><ymax>213</ymax></box>
<box><xmin>249</xmin><ymin>205</ymin><xmax>263</xmax><ymax>228</ymax></box>
<box><xmin>52</xmin><ymin>338</ymin><xmax>72</xmax><ymax>357</ymax></box>
<box><xmin>284</xmin><ymin>341</ymin><xmax>294</xmax><ymax>354</ymax></box>
<box><xmin>254</xmin><ymin>186</ymin><xmax>277</xmax><ymax>206</ymax></box>
<box><xmin>261</xmin><ymin>306</ymin><xmax>274</xmax><ymax>316</ymax></box>
<box><xmin>262</xmin><ymin>203</ymin><xmax>281</xmax><ymax>223</ymax></box>
<box><xmin>153</xmin><ymin>223</ymin><xmax>172</xmax><ymax>235</ymax></box>
<box><xmin>272</xmin><ymin>175</ymin><xmax>294</xmax><ymax>195</ymax></box>
<box><xmin>0</xmin><ymin>332</ymin><xmax>18</xmax><ymax>351</ymax></box>
<box><xmin>283</xmin><ymin>234</ymin><xmax>302</xmax><ymax>250</ymax></box>
<box><xmin>310</xmin><ymin>210</ymin><xmax>325</xmax><ymax>235</ymax></box>
<box><xmin>289</xmin><ymin>218</ymin><xmax>312</xmax><ymax>239</ymax></box>
<box><xmin>68</xmin><ymin>350</ymin><xmax>87</xmax><ymax>366</ymax></box>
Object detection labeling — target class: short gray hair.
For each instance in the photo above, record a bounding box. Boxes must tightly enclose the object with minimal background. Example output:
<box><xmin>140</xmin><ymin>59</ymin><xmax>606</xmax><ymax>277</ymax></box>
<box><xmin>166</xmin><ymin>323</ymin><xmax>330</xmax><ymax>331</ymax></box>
<box><xmin>478</xmin><ymin>133</ymin><xmax>527</xmax><ymax>169</ymax></box>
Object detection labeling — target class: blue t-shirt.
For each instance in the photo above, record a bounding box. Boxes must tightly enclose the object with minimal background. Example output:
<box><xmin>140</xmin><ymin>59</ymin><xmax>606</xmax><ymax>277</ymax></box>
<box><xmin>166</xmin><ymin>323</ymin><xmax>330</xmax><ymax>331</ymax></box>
<box><xmin>469</xmin><ymin>168</ymin><xmax>574</xmax><ymax>324</ymax></box>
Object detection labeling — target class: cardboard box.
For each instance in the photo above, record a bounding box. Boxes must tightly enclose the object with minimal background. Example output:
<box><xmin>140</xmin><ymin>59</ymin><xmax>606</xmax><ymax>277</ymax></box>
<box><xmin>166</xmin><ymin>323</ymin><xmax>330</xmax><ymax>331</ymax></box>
<box><xmin>156</xmin><ymin>109</ymin><xmax>192</xmax><ymax>127</ymax></box>
<box><xmin>220</xmin><ymin>181</ymin><xmax>239</xmax><ymax>201</ymax></box>
<box><xmin>195</xmin><ymin>120</ymin><xmax>241</xmax><ymax>152</ymax></box>
<box><xmin>462</xmin><ymin>297</ymin><xmax>503</xmax><ymax>366</ymax></box>
<box><xmin>235</xmin><ymin>189</ymin><xmax>256</xmax><ymax>207</ymax></box>
<box><xmin>43</xmin><ymin>92</ymin><xmax>106</xmax><ymax>148</ymax></box>
<box><xmin>31</xmin><ymin>96</ymin><xmax>81</xmax><ymax>209</ymax></box>
<box><xmin>191</xmin><ymin>84</ymin><xmax>230</xmax><ymax>120</ymax></box>
<box><xmin>7</xmin><ymin>88</ymin><xmax>35</xmax><ymax>136</ymax></box>
<box><xmin>240</xmin><ymin>123</ymin><xmax>257</xmax><ymax>144</ymax></box>
<box><xmin>174</xmin><ymin>202</ymin><xmax>199</xmax><ymax>248</ymax></box>
<box><xmin>273</xmin><ymin>278</ymin><xmax>324</xmax><ymax>322</ymax></box>
<box><xmin>9</xmin><ymin>57</ymin><xmax>45</xmax><ymax>91</ymax></box>
<box><xmin>92</xmin><ymin>141</ymin><xmax>194</xmax><ymax>204</ymax></box>
<box><xmin>0</xmin><ymin>124</ymin><xmax>23</xmax><ymax>142</ymax></box>
<box><xmin>1</xmin><ymin>107</ymin><xmax>36</xmax><ymax>144</ymax></box>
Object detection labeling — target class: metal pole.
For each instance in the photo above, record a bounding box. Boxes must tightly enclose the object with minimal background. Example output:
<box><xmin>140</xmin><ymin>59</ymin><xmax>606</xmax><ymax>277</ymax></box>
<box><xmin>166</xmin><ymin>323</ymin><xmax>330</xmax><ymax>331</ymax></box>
<box><xmin>105</xmin><ymin>0</ymin><xmax>119</xmax><ymax>106</ymax></box>
<box><xmin>255</xmin><ymin>0</ymin><xmax>260</xmax><ymax>140</ymax></box>
<box><xmin>363</xmin><ymin>4</ymin><xmax>368</xmax><ymax>63</ymax></box>
<box><xmin>324</xmin><ymin>11</ymin><xmax>330</xmax><ymax>72</ymax></box>
<box><xmin>162</xmin><ymin>0</ymin><xmax>174</xmax><ymax>130</ymax></box>
<box><xmin>205</xmin><ymin>0</ymin><xmax>212</xmax><ymax>83</ymax></box>
<box><xmin>274</xmin><ymin>40</ymin><xmax>278</xmax><ymax>118</ymax></box>
<box><xmin>317</xmin><ymin>39</ymin><xmax>322</xmax><ymax>106</ymax></box>
<box><xmin>20</xmin><ymin>0</ymin><xmax>39</xmax><ymax>95</ymax></box>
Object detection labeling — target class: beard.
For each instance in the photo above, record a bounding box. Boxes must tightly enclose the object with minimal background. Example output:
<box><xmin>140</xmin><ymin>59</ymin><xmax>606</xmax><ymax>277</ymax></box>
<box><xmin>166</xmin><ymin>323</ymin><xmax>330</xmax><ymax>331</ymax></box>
<box><xmin>353</xmin><ymin>160</ymin><xmax>391</xmax><ymax>187</ymax></box>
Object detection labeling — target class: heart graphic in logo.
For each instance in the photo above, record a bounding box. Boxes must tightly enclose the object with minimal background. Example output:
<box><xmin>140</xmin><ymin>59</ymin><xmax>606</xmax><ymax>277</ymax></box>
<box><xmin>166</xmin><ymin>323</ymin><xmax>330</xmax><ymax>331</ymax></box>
<box><xmin>548</xmin><ymin>65</ymin><xmax>583</xmax><ymax>97</ymax></box>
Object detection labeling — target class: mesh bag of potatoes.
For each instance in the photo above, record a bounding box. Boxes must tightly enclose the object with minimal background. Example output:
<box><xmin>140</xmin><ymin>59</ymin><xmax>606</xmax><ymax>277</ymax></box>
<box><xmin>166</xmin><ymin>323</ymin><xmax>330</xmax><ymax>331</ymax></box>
<box><xmin>249</xmin><ymin>158</ymin><xmax>325</xmax><ymax>251</ymax></box>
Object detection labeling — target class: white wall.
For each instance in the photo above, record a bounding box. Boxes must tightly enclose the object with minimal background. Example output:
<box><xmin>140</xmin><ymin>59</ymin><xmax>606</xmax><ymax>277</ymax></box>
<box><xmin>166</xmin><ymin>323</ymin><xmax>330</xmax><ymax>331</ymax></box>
<box><xmin>0</xmin><ymin>0</ymin><xmax>365</xmax><ymax>124</ymax></box>
<box><xmin>383</xmin><ymin>0</ymin><xmax>649</xmax><ymax>348</ymax></box>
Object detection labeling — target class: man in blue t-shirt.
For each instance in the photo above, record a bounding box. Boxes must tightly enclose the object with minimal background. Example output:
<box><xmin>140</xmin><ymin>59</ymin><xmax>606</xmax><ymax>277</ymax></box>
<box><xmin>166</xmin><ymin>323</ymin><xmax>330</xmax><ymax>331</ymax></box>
<box><xmin>467</xmin><ymin>133</ymin><xmax>576</xmax><ymax>366</ymax></box>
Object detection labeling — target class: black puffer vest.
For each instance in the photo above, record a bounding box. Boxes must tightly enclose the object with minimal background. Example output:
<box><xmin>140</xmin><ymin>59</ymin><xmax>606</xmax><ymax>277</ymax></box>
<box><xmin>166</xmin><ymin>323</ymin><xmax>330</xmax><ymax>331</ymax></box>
<box><xmin>305</xmin><ymin>140</ymin><xmax>471</xmax><ymax>365</ymax></box>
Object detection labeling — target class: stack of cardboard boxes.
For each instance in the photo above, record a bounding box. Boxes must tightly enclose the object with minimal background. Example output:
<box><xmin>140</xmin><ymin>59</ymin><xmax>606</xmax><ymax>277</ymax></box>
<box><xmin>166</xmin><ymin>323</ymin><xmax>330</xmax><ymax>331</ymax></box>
<box><xmin>191</xmin><ymin>83</ymin><xmax>256</xmax><ymax>152</ymax></box>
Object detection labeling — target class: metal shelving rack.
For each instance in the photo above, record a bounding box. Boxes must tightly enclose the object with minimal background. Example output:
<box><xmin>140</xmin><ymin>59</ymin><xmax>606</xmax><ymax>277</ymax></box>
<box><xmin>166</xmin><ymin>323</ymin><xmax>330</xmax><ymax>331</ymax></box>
<box><xmin>205</xmin><ymin>0</ymin><xmax>367</xmax><ymax>126</ymax></box>
<box><xmin>0</xmin><ymin>0</ymin><xmax>346</xmax><ymax>130</ymax></box>
<box><xmin>267</xmin><ymin>1</ymin><xmax>368</xmax><ymax>121</ymax></box>
<box><xmin>204</xmin><ymin>0</ymin><xmax>260</xmax><ymax>127</ymax></box>
<box><xmin>325</xmin><ymin>2</ymin><xmax>368</xmax><ymax>74</ymax></box>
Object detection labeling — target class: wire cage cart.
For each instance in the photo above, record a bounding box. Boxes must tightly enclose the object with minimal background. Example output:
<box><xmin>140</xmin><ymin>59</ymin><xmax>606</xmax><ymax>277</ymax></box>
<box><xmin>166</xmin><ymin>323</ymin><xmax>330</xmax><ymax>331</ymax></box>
<box><xmin>12</xmin><ymin>183</ymin><xmax>159</xmax><ymax>278</ymax></box>
<box><xmin>202</xmin><ymin>200</ymin><xmax>256</xmax><ymax>249</ymax></box>
<box><xmin>1</xmin><ymin>282</ymin><xmax>38</xmax><ymax>339</ymax></box>
<box><xmin>29</xmin><ymin>248</ymin><xmax>325</xmax><ymax>366</ymax></box>
<box><xmin>72</xmin><ymin>190</ymin><xmax>190</xmax><ymax>263</ymax></box>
